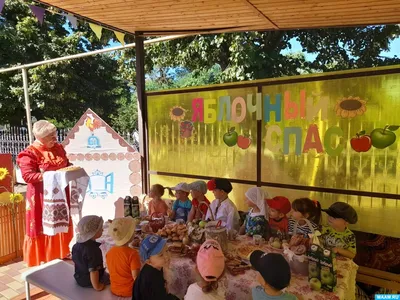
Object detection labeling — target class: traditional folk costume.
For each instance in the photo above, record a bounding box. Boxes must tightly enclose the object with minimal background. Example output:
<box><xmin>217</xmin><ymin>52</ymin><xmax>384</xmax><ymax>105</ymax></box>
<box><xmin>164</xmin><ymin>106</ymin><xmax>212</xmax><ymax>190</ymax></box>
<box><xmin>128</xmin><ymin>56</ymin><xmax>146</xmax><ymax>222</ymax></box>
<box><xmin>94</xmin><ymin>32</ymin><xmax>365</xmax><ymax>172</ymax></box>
<box><xmin>17</xmin><ymin>141</ymin><xmax>73</xmax><ymax>267</ymax></box>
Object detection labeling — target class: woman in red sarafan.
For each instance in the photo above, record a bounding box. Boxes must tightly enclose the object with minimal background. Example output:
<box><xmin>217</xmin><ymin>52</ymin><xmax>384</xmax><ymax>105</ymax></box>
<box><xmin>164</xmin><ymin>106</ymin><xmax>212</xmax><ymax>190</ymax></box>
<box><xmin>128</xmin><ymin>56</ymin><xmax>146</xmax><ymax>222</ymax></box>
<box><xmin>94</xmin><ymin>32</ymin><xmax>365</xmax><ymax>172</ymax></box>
<box><xmin>17</xmin><ymin>120</ymin><xmax>73</xmax><ymax>267</ymax></box>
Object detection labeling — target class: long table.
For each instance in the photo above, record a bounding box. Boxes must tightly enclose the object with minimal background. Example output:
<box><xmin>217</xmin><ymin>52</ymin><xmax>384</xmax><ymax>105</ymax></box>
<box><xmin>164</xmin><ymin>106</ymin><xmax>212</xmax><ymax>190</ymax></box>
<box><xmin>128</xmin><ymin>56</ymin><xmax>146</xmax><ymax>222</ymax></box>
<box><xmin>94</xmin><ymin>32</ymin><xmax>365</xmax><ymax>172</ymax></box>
<box><xmin>97</xmin><ymin>224</ymin><xmax>358</xmax><ymax>300</ymax></box>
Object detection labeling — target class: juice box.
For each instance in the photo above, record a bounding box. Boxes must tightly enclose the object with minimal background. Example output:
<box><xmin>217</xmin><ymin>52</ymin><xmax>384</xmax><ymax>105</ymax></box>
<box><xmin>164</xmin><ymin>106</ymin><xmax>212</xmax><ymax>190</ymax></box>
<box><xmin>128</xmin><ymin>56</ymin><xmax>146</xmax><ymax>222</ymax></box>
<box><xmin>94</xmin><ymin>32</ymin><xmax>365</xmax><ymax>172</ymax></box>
<box><xmin>307</xmin><ymin>244</ymin><xmax>322</xmax><ymax>291</ymax></box>
<box><xmin>320</xmin><ymin>248</ymin><xmax>337</xmax><ymax>292</ymax></box>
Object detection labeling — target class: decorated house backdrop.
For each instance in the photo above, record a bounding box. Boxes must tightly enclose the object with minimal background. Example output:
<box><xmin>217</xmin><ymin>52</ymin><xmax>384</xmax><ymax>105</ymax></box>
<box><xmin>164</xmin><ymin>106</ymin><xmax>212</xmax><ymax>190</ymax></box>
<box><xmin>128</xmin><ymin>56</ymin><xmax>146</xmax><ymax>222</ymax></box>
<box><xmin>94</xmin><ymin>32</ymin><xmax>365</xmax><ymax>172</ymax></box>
<box><xmin>147</xmin><ymin>65</ymin><xmax>400</xmax><ymax>239</ymax></box>
<box><xmin>63</xmin><ymin>109</ymin><xmax>141</xmax><ymax>220</ymax></box>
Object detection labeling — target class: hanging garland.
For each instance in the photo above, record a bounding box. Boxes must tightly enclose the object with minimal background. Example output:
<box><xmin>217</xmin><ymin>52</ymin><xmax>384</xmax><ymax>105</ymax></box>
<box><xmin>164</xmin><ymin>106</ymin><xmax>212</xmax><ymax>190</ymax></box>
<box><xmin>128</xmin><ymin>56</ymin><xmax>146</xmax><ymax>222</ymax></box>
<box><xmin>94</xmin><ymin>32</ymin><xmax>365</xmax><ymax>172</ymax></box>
<box><xmin>0</xmin><ymin>0</ymin><xmax>128</xmax><ymax>45</ymax></box>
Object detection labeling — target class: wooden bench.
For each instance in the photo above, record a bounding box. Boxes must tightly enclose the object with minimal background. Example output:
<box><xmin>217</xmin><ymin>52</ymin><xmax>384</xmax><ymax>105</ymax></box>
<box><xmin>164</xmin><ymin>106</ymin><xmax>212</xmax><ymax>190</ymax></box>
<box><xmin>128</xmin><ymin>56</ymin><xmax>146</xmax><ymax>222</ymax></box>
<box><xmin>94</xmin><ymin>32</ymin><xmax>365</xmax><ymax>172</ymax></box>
<box><xmin>21</xmin><ymin>259</ymin><xmax>121</xmax><ymax>300</ymax></box>
<box><xmin>357</xmin><ymin>266</ymin><xmax>400</xmax><ymax>293</ymax></box>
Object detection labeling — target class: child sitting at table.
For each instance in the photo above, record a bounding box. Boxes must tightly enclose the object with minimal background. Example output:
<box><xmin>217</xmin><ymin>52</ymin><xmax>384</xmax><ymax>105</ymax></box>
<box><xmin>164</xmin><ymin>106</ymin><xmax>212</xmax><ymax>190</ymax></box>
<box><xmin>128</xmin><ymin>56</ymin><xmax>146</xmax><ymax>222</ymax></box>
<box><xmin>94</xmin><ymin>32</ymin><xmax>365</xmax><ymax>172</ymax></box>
<box><xmin>288</xmin><ymin>198</ymin><xmax>321</xmax><ymax>237</ymax></box>
<box><xmin>205</xmin><ymin>178</ymin><xmax>240</xmax><ymax>231</ymax></box>
<box><xmin>72</xmin><ymin>215</ymin><xmax>109</xmax><ymax>291</ymax></box>
<box><xmin>239</xmin><ymin>187</ymin><xmax>269</xmax><ymax>236</ymax></box>
<box><xmin>132</xmin><ymin>235</ymin><xmax>179</xmax><ymax>300</ymax></box>
<box><xmin>170</xmin><ymin>182</ymin><xmax>192</xmax><ymax>222</ymax></box>
<box><xmin>184</xmin><ymin>239</ymin><xmax>225</xmax><ymax>300</ymax></box>
<box><xmin>267</xmin><ymin>196</ymin><xmax>292</xmax><ymax>237</ymax></box>
<box><xmin>321</xmin><ymin>202</ymin><xmax>358</xmax><ymax>259</ymax></box>
<box><xmin>250</xmin><ymin>251</ymin><xmax>298</xmax><ymax>300</ymax></box>
<box><xmin>106</xmin><ymin>217</ymin><xmax>141</xmax><ymax>298</ymax></box>
<box><xmin>148</xmin><ymin>184</ymin><xmax>173</xmax><ymax>216</ymax></box>
<box><xmin>188</xmin><ymin>180</ymin><xmax>210</xmax><ymax>222</ymax></box>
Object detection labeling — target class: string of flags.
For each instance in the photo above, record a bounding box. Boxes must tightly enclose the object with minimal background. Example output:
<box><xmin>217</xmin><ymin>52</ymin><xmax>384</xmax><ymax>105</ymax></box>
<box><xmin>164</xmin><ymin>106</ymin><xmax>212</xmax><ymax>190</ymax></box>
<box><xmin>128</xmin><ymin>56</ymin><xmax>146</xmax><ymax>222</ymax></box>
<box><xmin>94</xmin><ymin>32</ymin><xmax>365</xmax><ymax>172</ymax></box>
<box><xmin>0</xmin><ymin>0</ymin><xmax>126</xmax><ymax>46</ymax></box>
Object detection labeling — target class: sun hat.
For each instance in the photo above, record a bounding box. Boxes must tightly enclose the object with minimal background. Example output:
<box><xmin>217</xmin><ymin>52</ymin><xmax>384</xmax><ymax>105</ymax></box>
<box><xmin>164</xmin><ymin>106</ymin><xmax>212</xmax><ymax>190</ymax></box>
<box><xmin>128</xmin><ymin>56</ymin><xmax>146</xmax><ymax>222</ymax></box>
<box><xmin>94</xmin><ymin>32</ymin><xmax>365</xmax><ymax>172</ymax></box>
<box><xmin>322</xmin><ymin>202</ymin><xmax>358</xmax><ymax>224</ymax></box>
<box><xmin>76</xmin><ymin>215</ymin><xmax>104</xmax><ymax>243</ymax></box>
<box><xmin>250</xmin><ymin>251</ymin><xmax>291</xmax><ymax>290</ymax></box>
<box><xmin>140</xmin><ymin>234</ymin><xmax>167</xmax><ymax>262</ymax></box>
<box><xmin>207</xmin><ymin>178</ymin><xmax>233</xmax><ymax>194</ymax></box>
<box><xmin>108</xmin><ymin>217</ymin><xmax>138</xmax><ymax>246</ymax></box>
<box><xmin>266</xmin><ymin>196</ymin><xmax>292</xmax><ymax>215</ymax></box>
<box><xmin>188</xmin><ymin>181</ymin><xmax>207</xmax><ymax>194</ymax></box>
<box><xmin>197</xmin><ymin>239</ymin><xmax>225</xmax><ymax>282</ymax></box>
<box><xmin>171</xmin><ymin>182</ymin><xmax>190</xmax><ymax>193</ymax></box>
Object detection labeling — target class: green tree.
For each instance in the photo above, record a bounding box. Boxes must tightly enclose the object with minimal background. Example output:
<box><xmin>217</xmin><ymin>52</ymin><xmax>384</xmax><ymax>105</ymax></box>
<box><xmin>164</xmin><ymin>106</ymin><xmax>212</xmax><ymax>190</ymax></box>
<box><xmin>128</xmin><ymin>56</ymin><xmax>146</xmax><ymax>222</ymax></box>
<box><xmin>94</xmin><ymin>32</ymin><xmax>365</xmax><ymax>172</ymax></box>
<box><xmin>0</xmin><ymin>0</ymin><xmax>130</xmax><ymax>128</ymax></box>
<box><xmin>145</xmin><ymin>27</ymin><xmax>400</xmax><ymax>82</ymax></box>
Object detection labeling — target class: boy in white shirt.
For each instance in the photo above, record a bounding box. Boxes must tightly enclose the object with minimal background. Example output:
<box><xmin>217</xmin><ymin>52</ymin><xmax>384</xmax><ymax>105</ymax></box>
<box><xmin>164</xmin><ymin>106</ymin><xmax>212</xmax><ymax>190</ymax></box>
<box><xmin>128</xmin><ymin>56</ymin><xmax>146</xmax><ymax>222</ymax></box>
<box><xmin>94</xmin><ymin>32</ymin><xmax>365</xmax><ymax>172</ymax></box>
<box><xmin>205</xmin><ymin>178</ymin><xmax>240</xmax><ymax>231</ymax></box>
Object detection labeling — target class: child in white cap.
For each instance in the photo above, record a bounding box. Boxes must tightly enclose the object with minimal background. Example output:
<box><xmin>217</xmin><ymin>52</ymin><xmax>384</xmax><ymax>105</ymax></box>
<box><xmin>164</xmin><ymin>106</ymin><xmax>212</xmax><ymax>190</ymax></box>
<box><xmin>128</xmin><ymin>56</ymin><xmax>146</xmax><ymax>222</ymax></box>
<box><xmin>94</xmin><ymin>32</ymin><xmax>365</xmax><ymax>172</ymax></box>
<box><xmin>106</xmin><ymin>217</ymin><xmax>141</xmax><ymax>297</ymax></box>
<box><xmin>72</xmin><ymin>215</ymin><xmax>108</xmax><ymax>291</ymax></box>
<box><xmin>170</xmin><ymin>182</ymin><xmax>192</xmax><ymax>222</ymax></box>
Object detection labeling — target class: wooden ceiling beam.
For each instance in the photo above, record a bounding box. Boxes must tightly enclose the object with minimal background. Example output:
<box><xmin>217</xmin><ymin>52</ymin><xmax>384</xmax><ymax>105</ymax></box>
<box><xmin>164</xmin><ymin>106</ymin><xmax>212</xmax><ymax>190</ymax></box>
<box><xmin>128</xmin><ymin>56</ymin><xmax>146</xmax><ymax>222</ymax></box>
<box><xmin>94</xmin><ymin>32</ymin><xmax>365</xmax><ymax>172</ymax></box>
<box><xmin>242</xmin><ymin>0</ymin><xmax>279</xmax><ymax>29</ymax></box>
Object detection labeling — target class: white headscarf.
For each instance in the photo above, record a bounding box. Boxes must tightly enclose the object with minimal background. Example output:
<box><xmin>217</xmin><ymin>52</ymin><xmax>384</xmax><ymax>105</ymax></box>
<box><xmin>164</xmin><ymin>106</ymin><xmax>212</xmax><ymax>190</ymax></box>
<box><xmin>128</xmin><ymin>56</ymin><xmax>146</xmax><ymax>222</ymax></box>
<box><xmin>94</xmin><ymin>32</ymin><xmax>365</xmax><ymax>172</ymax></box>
<box><xmin>245</xmin><ymin>187</ymin><xmax>269</xmax><ymax>217</ymax></box>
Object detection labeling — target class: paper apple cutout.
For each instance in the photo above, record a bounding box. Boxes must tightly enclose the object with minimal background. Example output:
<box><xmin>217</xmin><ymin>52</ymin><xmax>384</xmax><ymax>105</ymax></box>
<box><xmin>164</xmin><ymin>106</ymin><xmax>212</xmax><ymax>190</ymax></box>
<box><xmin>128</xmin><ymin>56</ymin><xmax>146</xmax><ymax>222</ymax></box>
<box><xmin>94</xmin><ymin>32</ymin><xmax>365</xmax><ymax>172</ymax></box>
<box><xmin>223</xmin><ymin>127</ymin><xmax>238</xmax><ymax>147</ymax></box>
<box><xmin>309</xmin><ymin>278</ymin><xmax>322</xmax><ymax>291</ymax></box>
<box><xmin>350</xmin><ymin>130</ymin><xmax>372</xmax><ymax>152</ymax></box>
<box><xmin>237</xmin><ymin>135</ymin><xmax>252</xmax><ymax>149</ymax></box>
<box><xmin>371</xmin><ymin>125</ymin><xmax>399</xmax><ymax>149</ymax></box>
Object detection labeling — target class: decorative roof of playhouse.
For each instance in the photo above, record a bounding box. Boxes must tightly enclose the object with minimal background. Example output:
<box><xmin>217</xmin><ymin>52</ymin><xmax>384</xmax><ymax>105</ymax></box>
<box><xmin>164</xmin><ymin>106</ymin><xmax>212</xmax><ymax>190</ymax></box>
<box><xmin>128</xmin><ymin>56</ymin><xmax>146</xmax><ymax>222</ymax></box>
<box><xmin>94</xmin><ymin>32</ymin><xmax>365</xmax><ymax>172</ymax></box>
<box><xmin>63</xmin><ymin>108</ymin><xmax>138</xmax><ymax>161</ymax></box>
<box><xmin>37</xmin><ymin>0</ymin><xmax>400</xmax><ymax>36</ymax></box>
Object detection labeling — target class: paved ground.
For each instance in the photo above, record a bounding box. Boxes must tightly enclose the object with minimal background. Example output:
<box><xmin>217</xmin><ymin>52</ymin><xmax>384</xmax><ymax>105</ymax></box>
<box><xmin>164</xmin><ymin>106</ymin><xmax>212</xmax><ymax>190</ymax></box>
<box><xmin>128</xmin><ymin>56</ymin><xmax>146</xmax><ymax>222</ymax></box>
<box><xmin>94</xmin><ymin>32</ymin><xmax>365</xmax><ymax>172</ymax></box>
<box><xmin>0</xmin><ymin>259</ymin><xmax>31</xmax><ymax>300</ymax></box>
<box><xmin>0</xmin><ymin>185</ymin><xmax>57</xmax><ymax>299</ymax></box>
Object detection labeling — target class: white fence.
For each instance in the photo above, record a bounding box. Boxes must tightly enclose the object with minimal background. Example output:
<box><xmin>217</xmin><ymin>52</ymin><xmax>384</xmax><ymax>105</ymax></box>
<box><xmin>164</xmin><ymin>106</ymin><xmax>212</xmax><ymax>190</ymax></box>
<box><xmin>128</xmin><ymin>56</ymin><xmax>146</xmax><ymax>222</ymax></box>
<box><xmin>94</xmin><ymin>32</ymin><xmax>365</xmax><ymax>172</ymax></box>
<box><xmin>0</xmin><ymin>126</ymin><xmax>139</xmax><ymax>162</ymax></box>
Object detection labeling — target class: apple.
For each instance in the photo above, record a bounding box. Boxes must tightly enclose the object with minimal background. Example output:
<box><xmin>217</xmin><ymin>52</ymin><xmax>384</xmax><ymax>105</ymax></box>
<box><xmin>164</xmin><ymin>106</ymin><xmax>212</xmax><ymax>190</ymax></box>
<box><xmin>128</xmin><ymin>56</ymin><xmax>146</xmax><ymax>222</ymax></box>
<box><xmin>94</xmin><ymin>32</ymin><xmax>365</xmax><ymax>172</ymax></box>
<box><xmin>309</xmin><ymin>278</ymin><xmax>322</xmax><ymax>291</ymax></box>
<box><xmin>199</xmin><ymin>221</ymin><xmax>207</xmax><ymax>228</ymax></box>
<box><xmin>309</xmin><ymin>264</ymin><xmax>320</xmax><ymax>279</ymax></box>
<box><xmin>370</xmin><ymin>125</ymin><xmax>399</xmax><ymax>149</ymax></box>
<box><xmin>223</xmin><ymin>127</ymin><xmax>238</xmax><ymax>147</ymax></box>
<box><xmin>237</xmin><ymin>135</ymin><xmax>252</xmax><ymax>149</ymax></box>
<box><xmin>350</xmin><ymin>131</ymin><xmax>372</xmax><ymax>152</ymax></box>
<box><xmin>271</xmin><ymin>241</ymin><xmax>282</xmax><ymax>249</ymax></box>
<box><xmin>321</xmin><ymin>270</ymin><xmax>335</xmax><ymax>286</ymax></box>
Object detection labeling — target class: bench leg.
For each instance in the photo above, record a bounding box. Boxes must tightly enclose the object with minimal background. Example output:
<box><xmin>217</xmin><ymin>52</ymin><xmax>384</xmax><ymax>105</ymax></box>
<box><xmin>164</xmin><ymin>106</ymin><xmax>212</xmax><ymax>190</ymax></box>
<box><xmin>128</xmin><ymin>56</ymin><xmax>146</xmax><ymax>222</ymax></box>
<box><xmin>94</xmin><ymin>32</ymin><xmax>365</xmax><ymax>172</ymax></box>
<box><xmin>25</xmin><ymin>281</ymin><xmax>31</xmax><ymax>300</ymax></box>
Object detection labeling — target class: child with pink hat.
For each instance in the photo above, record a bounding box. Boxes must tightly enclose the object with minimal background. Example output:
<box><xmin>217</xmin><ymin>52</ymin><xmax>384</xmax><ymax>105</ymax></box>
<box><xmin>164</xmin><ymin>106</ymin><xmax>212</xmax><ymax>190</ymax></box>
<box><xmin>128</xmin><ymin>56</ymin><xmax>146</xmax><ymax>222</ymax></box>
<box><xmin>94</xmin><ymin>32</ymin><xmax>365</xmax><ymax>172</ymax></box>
<box><xmin>184</xmin><ymin>239</ymin><xmax>225</xmax><ymax>299</ymax></box>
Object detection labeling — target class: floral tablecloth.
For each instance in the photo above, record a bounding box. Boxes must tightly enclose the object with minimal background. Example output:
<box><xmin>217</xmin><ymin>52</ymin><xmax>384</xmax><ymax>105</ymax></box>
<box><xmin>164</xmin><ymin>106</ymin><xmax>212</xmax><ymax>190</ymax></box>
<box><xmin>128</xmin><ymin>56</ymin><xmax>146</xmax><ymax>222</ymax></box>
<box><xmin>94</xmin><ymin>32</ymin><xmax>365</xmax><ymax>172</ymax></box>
<box><xmin>97</xmin><ymin>226</ymin><xmax>358</xmax><ymax>300</ymax></box>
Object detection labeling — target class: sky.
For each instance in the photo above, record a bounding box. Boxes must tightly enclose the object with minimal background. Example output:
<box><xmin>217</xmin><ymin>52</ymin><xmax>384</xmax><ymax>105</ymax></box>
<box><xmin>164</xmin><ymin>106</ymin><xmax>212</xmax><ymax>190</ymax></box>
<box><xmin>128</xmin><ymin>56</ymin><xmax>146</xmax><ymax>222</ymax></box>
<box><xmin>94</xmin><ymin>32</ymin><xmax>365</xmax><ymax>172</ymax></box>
<box><xmin>104</xmin><ymin>35</ymin><xmax>400</xmax><ymax>62</ymax></box>
<box><xmin>281</xmin><ymin>37</ymin><xmax>400</xmax><ymax>61</ymax></box>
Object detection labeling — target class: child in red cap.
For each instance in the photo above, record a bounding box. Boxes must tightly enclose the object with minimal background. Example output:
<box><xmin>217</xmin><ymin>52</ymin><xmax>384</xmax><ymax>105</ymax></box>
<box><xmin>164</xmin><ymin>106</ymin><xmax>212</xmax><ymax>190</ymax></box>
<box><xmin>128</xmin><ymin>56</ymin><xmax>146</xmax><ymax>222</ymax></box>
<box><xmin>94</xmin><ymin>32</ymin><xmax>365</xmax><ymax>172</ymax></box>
<box><xmin>266</xmin><ymin>196</ymin><xmax>291</xmax><ymax>237</ymax></box>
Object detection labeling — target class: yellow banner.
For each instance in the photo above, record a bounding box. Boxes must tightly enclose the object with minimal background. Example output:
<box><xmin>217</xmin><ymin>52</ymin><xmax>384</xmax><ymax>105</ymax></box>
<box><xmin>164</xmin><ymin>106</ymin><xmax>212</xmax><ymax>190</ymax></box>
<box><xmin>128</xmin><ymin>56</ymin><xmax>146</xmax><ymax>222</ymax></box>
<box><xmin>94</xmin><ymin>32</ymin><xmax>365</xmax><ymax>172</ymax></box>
<box><xmin>147</xmin><ymin>67</ymin><xmax>400</xmax><ymax>237</ymax></box>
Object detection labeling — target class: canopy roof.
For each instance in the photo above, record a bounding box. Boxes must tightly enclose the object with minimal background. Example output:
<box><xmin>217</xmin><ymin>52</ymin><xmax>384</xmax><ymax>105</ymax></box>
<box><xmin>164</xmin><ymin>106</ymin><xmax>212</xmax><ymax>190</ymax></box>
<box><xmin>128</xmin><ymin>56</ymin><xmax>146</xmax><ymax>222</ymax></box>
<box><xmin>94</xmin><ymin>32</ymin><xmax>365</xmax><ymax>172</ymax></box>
<box><xmin>38</xmin><ymin>0</ymin><xmax>400</xmax><ymax>36</ymax></box>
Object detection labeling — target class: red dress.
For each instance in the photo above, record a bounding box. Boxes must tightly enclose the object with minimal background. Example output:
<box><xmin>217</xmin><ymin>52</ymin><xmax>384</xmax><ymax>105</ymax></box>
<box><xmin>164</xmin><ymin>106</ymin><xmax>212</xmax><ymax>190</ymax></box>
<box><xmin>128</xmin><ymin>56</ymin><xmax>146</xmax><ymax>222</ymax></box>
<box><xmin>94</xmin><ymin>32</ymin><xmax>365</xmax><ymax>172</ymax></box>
<box><xmin>17</xmin><ymin>142</ymin><xmax>73</xmax><ymax>267</ymax></box>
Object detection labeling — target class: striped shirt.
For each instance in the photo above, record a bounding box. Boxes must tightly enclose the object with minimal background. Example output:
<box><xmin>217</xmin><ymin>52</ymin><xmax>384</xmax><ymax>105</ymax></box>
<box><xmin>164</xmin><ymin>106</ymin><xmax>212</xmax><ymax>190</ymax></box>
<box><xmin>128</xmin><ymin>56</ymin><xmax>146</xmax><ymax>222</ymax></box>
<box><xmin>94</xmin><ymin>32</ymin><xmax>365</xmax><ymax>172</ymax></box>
<box><xmin>288</xmin><ymin>218</ymin><xmax>319</xmax><ymax>237</ymax></box>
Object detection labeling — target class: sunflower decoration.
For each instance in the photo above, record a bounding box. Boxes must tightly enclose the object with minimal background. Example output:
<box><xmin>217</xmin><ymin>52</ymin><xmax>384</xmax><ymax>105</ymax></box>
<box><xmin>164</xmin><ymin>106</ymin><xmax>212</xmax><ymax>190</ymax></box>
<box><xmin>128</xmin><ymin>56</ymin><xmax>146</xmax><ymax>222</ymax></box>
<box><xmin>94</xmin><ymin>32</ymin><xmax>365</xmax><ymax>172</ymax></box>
<box><xmin>169</xmin><ymin>106</ymin><xmax>187</xmax><ymax>122</ymax></box>
<box><xmin>0</xmin><ymin>167</ymin><xmax>9</xmax><ymax>181</ymax></box>
<box><xmin>10</xmin><ymin>193</ymin><xmax>24</xmax><ymax>204</ymax></box>
<box><xmin>335</xmin><ymin>97</ymin><xmax>367</xmax><ymax>118</ymax></box>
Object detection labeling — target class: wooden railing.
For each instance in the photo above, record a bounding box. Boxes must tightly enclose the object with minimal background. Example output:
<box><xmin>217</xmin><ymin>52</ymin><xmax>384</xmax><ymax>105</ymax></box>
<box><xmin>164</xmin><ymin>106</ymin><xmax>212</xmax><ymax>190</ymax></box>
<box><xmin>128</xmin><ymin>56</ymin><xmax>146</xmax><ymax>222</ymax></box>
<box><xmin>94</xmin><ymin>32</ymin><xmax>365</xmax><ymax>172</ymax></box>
<box><xmin>357</xmin><ymin>266</ymin><xmax>400</xmax><ymax>293</ymax></box>
<box><xmin>0</xmin><ymin>202</ymin><xmax>25</xmax><ymax>264</ymax></box>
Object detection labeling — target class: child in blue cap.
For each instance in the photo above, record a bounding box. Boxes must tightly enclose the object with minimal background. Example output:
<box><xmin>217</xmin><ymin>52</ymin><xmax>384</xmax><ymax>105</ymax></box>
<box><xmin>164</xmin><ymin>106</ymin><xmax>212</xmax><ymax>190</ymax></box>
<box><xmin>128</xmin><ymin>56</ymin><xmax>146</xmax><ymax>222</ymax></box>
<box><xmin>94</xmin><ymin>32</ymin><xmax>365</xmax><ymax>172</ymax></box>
<box><xmin>132</xmin><ymin>235</ymin><xmax>179</xmax><ymax>300</ymax></box>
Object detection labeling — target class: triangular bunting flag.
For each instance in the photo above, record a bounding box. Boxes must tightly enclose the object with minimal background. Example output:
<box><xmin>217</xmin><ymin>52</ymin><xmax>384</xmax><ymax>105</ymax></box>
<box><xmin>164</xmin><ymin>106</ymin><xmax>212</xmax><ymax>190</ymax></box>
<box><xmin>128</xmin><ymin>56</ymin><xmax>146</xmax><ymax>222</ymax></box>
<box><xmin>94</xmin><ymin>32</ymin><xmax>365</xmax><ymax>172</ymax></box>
<box><xmin>29</xmin><ymin>5</ymin><xmax>46</xmax><ymax>25</ymax></box>
<box><xmin>89</xmin><ymin>23</ymin><xmax>103</xmax><ymax>40</ymax></box>
<box><xmin>66</xmin><ymin>13</ymin><xmax>78</xmax><ymax>29</ymax></box>
<box><xmin>0</xmin><ymin>0</ymin><xmax>5</xmax><ymax>15</ymax></box>
<box><xmin>114</xmin><ymin>31</ymin><xmax>125</xmax><ymax>46</ymax></box>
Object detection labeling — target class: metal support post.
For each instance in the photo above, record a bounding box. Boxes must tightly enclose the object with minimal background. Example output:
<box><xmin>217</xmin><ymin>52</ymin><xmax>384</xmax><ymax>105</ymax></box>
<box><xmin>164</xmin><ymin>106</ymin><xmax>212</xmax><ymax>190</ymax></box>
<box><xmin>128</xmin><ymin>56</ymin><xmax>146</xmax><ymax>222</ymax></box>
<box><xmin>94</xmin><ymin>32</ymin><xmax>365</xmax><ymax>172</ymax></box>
<box><xmin>22</xmin><ymin>68</ymin><xmax>34</xmax><ymax>144</ymax></box>
<box><xmin>135</xmin><ymin>32</ymin><xmax>149</xmax><ymax>194</ymax></box>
